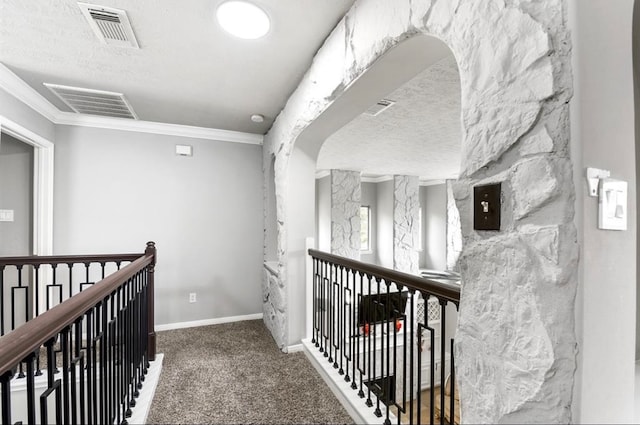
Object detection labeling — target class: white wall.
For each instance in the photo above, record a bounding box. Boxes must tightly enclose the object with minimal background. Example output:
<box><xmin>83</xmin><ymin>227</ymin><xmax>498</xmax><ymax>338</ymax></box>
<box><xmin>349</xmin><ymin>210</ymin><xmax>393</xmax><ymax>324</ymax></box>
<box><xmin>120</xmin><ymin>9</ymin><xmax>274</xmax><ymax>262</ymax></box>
<box><xmin>569</xmin><ymin>0</ymin><xmax>637</xmax><ymax>421</ymax></box>
<box><xmin>53</xmin><ymin>125</ymin><xmax>264</xmax><ymax>327</ymax></box>
<box><xmin>420</xmin><ymin>184</ymin><xmax>447</xmax><ymax>271</ymax></box>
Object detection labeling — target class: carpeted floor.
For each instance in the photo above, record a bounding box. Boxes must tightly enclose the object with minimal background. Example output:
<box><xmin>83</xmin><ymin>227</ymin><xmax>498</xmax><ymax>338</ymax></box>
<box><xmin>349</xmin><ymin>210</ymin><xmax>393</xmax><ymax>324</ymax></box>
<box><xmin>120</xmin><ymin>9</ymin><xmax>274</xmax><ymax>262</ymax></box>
<box><xmin>147</xmin><ymin>320</ymin><xmax>354</xmax><ymax>424</ymax></box>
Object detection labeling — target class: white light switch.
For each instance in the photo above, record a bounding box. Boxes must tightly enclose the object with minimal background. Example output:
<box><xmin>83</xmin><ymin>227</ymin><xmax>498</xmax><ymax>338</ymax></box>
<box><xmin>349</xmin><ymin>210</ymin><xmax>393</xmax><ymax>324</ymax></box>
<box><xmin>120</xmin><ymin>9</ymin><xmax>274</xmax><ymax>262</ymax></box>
<box><xmin>599</xmin><ymin>178</ymin><xmax>627</xmax><ymax>231</ymax></box>
<box><xmin>0</xmin><ymin>210</ymin><xmax>14</xmax><ymax>222</ymax></box>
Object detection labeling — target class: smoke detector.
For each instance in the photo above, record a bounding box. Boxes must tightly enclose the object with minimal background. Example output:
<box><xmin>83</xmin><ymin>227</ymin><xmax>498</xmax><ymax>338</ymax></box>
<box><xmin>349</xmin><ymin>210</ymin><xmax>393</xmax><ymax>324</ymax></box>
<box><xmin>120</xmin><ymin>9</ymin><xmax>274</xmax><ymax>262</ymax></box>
<box><xmin>44</xmin><ymin>83</ymin><xmax>138</xmax><ymax>119</ymax></box>
<box><xmin>364</xmin><ymin>99</ymin><xmax>396</xmax><ymax>116</ymax></box>
<box><xmin>78</xmin><ymin>2</ymin><xmax>140</xmax><ymax>48</ymax></box>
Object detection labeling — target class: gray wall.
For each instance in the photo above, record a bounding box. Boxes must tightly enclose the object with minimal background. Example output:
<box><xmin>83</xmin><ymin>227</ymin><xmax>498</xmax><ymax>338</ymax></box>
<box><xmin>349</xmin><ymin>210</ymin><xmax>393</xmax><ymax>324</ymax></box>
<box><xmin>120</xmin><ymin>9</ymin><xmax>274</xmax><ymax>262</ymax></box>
<box><xmin>634</xmin><ymin>0</ymin><xmax>640</xmax><ymax>362</ymax></box>
<box><xmin>361</xmin><ymin>181</ymin><xmax>377</xmax><ymax>264</ymax></box>
<box><xmin>376</xmin><ymin>180</ymin><xmax>393</xmax><ymax>268</ymax></box>
<box><xmin>569</xmin><ymin>0</ymin><xmax>637</xmax><ymax>421</ymax></box>
<box><xmin>420</xmin><ymin>184</ymin><xmax>447</xmax><ymax>270</ymax></box>
<box><xmin>0</xmin><ymin>88</ymin><xmax>55</xmax><ymax>142</ymax></box>
<box><xmin>53</xmin><ymin>125</ymin><xmax>264</xmax><ymax>326</ymax></box>
<box><xmin>0</xmin><ymin>133</ymin><xmax>33</xmax><ymax>255</ymax></box>
<box><xmin>315</xmin><ymin>175</ymin><xmax>331</xmax><ymax>252</ymax></box>
<box><xmin>0</xmin><ymin>133</ymin><xmax>33</xmax><ymax>329</ymax></box>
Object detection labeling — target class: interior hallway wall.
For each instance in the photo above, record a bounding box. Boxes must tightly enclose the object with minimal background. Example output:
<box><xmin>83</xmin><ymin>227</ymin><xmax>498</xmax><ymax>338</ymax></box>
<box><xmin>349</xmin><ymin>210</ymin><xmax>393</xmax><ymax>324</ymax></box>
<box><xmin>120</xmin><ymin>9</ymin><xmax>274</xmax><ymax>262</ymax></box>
<box><xmin>0</xmin><ymin>133</ymin><xmax>33</xmax><ymax>330</ymax></box>
<box><xmin>421</xmin><ymin>184</ymin><xmax>447</xmax><ymax>271</ymax></box>
<box><xmin>569</xmin><ymin>0</ymin><xmax>637</xmax><ymax>421</ymax></box>
<box><xmin>361</xmin><ymin>181</ymin><xmax>377</xmax><ymax>265</ymax></box>
<box><xmin>0</xmin><ymin>133</ymin><xmax>33</xmax><ymax>256</ymax></box>
<box><xmin>53</xmin><ymin>125</ymin><xmax>264</xmax><ymax>328</ymax></box>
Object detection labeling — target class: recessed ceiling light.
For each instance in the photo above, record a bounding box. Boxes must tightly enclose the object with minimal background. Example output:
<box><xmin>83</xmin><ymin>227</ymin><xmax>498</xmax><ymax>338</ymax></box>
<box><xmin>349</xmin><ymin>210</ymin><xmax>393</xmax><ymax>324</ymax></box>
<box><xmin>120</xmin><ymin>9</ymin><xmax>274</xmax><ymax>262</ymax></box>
<box><xmin>216</xmin><ymin>1</ymin><xmax>270</xmax><ymax>39</ymax></box>
<box><xmin>251</xmin><ymin>114</ymin><xmax>265</xmax><ymax>123</ymax></box>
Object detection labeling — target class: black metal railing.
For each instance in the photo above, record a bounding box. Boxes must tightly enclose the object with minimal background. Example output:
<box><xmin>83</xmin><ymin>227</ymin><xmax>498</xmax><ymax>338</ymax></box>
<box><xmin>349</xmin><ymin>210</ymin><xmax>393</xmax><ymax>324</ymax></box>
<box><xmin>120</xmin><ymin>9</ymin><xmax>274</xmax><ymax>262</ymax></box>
<box><xmin>309</xmin><ymin>249</ymin><xmax>460</xmax><ymax>425</ymax></box>
<box><xmin>0</xmin><ymin>250</ymin><xmax>145</xmax><ymax>338</ymax></box>
<box><xmin>0</xmin><ymin>242</ymin><xmax>157</xmax><ymax>425</ymax></box>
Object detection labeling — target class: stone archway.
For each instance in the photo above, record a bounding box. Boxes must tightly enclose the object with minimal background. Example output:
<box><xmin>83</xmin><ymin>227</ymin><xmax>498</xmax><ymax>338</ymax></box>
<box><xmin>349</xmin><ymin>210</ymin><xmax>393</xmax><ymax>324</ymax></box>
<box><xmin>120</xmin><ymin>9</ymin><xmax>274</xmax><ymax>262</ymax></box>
<box><xmin>263</xmin><ymin>1</ymin><xmax>578</xmax><ymax>422</ymax></box>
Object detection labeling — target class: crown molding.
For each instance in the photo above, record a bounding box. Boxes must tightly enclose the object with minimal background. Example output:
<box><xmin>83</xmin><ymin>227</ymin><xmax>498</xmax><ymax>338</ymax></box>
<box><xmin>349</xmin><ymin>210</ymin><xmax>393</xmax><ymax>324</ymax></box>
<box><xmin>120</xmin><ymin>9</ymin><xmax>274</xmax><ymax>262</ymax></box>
<box><xmin>0</xmin><ymin>63</ymin><xmax>263</xmax><ymax>145</ymax></box>
<box><xmin>0</xmin><ymin>64</ymin><xmax>59</xmax><ymax>122</ymax></box>
<box><xmin>361</xmin><ymin>174</ymin><xmax>393</xmax><ymax>183</ymax></box>
<box><xmin>419</xmin><ymin>179</ymin><xmax>446</xmax><ymax>187</ymax></box>
<box><xmin>54</xmin><ymin>112</ymin><xmax>263</xmax><ymax>145</ymax></box>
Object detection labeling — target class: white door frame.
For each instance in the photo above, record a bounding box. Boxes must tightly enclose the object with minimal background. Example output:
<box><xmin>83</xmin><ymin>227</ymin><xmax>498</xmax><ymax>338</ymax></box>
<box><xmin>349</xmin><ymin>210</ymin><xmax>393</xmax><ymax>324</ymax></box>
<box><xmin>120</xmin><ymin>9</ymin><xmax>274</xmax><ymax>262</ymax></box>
<box><xmin>0</xmin><ymin>116</ymin><xmax>54</xmax><ymax>256</ymax></box>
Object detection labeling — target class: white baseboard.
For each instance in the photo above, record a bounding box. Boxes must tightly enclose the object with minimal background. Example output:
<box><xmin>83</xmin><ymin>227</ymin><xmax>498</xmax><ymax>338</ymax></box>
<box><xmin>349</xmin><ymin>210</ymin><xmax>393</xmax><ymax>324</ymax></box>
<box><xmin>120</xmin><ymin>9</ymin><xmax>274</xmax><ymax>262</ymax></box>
<box><xmin>155</xmin><ymin>313</ymin><xmax>263</xmax><ymax>332</ymax></box>
<box><xmin>286</xmin><ymin>344</ymin><xmax>303</xmax><ymax>353</ymax></box>
<box><xmin>302</xmin><ymin>339</ymin><xmax>395</xmax><ymax>425</ymax></box>
<box><xmin>130</xmin><ymin>353</ymin><xmax>164</xmax><ymax>425</ymax></box>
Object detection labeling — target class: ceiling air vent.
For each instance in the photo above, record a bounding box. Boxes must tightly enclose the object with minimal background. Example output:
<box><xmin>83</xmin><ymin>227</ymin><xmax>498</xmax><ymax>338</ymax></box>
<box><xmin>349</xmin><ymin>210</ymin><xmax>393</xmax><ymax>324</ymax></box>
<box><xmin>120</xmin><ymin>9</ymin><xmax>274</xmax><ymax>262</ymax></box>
<box><xmin>363</xmin><ymin>99</ymin><xmax>396</xmax><ymax>117</ymax></box>
<box><xmin>44</xmin><ymin>83</ymin><xmax>138</xmax><ymax>120</ymax></box>
<box><xmin>78</xmin><ymin>2</ymin><xmax>139</xmax><ymax>48</ymax></box>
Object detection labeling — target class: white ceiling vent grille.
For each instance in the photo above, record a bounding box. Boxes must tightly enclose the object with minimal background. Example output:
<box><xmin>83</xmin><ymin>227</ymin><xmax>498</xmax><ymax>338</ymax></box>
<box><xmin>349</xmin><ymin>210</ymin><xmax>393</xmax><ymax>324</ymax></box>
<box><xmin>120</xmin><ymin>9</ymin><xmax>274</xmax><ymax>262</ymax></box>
<box><xmin>364</xmin><ymin>99</ymin><xmax>396</xmax><ymax>117</ymax></box>
<box><xmin>78</xmin><ymin>2</ymin><xmax>140</xmax><ymax>48</ymax></box>
<box><xmin>44</xmin><ymin>83</ymin><xmax>138</xmax><ymax>119</ymax></box>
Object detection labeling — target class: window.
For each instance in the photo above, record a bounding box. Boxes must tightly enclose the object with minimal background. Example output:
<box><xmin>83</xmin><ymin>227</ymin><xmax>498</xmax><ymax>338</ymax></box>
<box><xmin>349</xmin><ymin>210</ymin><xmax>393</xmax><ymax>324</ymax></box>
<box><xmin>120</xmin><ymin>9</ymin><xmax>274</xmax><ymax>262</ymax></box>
<box><xmin>360</xmin><ymin>206</ymin><xmax>371</xmax><ymax>252</ymax></box>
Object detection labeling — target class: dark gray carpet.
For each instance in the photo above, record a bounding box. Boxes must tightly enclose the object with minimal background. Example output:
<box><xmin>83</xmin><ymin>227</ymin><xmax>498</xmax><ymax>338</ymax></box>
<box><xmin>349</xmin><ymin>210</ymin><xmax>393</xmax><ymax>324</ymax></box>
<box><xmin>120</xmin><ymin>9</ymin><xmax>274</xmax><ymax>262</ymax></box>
<box><xmin>147</xmin><ymin>320</ymin><xmax>354</xmax><ymax>424</ymax></box>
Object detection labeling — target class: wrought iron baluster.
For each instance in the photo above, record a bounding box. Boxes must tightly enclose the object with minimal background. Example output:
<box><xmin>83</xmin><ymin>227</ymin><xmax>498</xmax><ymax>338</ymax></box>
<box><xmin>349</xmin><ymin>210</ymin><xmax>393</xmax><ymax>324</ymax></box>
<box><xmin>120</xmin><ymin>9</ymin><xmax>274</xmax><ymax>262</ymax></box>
<box><xmin>1</xmin><ymin>369</ymin><xmax>14</xmax><ymax>425</ymax></box>
<box><xmin>0</xmin><ymin>266</ymin><xmax>5</xmax><ymax>336</ymax></box>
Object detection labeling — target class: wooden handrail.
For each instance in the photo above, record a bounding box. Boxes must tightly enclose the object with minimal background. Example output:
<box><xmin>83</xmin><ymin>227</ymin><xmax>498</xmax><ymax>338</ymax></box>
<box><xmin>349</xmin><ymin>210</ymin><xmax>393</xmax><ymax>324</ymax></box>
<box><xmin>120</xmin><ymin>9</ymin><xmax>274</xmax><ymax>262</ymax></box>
<box><xmin>0</xmin><ymin>253</ymin><xmax>143</xmax><ymax>267</ymax></box>
<box><xmin>0</xmin><ymin>251</ymin><xmax>153</xmax><ymax>377</ymax></box>
<box><xmin>308</xmin><ymin>249</ymin><xmax>460</xmax><ymax>304</ymax></box>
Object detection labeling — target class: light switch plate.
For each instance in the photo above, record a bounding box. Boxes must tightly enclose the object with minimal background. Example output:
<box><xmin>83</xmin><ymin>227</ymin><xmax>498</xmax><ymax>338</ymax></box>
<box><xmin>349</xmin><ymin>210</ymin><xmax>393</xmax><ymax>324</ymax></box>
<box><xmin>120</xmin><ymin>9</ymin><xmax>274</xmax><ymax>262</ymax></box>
<box><xmin>474</xmin><ymin>183</ymin><xmax>501</xmax><ymax>231</ymax></box>
<box><xmin>599</xmin><ymin>178</ymin><xmax>627</xmax><ymax>230</ymax></box>
<box><xmin>0</xmin><ymin>210</ymin><xmax>14</xmax><ymax>222</ymax></box>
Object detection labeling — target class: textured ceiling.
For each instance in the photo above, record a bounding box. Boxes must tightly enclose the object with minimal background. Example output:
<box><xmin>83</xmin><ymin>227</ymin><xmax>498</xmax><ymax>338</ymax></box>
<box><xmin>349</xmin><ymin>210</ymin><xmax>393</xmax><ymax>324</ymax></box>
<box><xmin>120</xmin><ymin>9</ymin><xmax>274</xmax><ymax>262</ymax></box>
<box><xmin>0</xmin><ymin>0</ymin><xmax>355</xmax><ymax>133</ymax></box>
<box><xmin>317</xmin><ymin>55</ymin><xmax>461</xmax><ymax>181</ymax></box>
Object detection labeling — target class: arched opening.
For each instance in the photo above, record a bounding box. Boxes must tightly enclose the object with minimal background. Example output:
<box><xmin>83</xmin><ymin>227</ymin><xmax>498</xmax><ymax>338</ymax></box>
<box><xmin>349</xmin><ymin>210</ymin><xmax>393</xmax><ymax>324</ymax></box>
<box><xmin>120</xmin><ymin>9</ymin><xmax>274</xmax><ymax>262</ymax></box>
<box><xmin>264</xmin><ymin>3</ymin><xmax>579</xmax><ymax>421</ymax></box>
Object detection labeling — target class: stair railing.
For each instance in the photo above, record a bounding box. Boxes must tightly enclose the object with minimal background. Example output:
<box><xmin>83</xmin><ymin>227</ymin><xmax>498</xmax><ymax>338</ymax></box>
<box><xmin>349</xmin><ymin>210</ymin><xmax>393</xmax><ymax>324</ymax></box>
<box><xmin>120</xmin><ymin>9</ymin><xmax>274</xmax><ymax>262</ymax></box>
<box><xmin>0</xmin><ymin>241</ymin><xmax>156</xmax><ymax>425</ymax></box>
<box><xmin>308</xmin><ymin>249</ymin><xmax>461</xmax><ymax>425</ymax></box>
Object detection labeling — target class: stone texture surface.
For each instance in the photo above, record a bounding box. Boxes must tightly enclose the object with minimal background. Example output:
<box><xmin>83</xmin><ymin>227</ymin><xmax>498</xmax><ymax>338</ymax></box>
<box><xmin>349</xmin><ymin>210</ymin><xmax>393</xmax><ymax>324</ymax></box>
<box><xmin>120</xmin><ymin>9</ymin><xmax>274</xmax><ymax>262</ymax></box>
<box><xmin>446</xmin><ymin>180</ymin><xmax>462</xmax><ymax>271</ymax></box>
<box><xmin>393</xmin><ymin>175</ymin><xmax>419</xmax><ymax>274</ymax></box>
<box><xmin>262</xmin><ymin>0</ymin><xmax>579</xmax><ymax>422</ymax></box>
<box><xmin>331</xmin><ymin>170</ymin><xmax>362</xmax><ymax>259</ymax></box>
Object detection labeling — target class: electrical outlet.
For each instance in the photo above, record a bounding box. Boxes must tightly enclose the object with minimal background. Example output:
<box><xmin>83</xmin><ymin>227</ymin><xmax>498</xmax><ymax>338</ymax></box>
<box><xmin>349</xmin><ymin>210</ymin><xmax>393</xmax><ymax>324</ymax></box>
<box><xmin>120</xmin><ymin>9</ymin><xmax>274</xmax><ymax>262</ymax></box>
<box><xmin>189</xmin><ymin>292</ymin><xmax>197</xmax><ymax>303</ymax></box>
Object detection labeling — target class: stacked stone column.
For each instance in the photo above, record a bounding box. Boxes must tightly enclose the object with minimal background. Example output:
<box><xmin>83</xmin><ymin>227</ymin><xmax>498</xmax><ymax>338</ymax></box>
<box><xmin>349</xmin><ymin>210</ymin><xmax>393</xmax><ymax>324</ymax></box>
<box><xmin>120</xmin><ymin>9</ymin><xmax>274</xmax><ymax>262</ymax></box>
<box><xmin>330</xmin><ymin>170</ymin><xmax>361</xmax><ymax>260</ymax></box>
<box><xmin>393</xmin><ymin>175</ymin><xmax>420</xmax><ymax>274</ymax></box>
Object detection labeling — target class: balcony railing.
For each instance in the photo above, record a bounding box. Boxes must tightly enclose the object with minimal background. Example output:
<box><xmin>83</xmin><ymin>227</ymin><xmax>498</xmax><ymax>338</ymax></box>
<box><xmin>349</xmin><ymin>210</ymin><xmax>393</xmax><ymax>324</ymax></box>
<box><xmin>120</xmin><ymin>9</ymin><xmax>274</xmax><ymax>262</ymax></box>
<box><xmin>0</xmin><ymin>242</ymin><xmax>156</xmax><ymax>425</ymax></box>
<box><xmin>308</xmin><ymin>249</ymin><xmax>460</xmax><ymax>424</ymax></box>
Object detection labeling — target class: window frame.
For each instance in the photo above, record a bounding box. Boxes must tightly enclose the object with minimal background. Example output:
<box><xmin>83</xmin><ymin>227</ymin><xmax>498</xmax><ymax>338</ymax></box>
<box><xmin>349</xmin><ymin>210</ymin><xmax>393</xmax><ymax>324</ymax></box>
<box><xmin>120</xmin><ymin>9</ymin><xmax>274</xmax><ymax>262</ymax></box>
<box><xmin>360</xmin><ymin>205</ymin><xmax>372</xmax><ymax>253</ymax></box>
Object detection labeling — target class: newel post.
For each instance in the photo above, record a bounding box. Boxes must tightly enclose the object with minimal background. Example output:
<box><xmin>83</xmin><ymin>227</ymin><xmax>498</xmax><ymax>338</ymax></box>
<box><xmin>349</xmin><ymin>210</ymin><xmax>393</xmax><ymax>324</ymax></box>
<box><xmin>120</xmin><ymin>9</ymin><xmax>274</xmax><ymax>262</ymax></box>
<box><xmin>145</xmin><ymin>241</ymin><xmax>157</xmax><ymax>361</ymax></box>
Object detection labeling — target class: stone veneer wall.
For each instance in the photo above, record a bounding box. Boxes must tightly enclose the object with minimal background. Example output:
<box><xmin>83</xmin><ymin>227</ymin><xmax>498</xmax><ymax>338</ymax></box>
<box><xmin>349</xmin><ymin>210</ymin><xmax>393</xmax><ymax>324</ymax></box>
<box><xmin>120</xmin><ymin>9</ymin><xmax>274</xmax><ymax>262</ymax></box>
<box><xmin>446</xmin><ymin>180</ymin><xmax>462</xmax><ymax>271</ymax></box>
<box><xmin>393</xmin><ymin>175</ymin><xmax>419</xmax><ymax>274</ymax></box>
<box><xmin>262</xmin><ymin>1</ymin><xmax>578</xmax><ymax>422</ymax></box>
<box><xmin>331</xmin><ymin>170</ymin><xmax>361</xmax><ymax>259</ymax></box>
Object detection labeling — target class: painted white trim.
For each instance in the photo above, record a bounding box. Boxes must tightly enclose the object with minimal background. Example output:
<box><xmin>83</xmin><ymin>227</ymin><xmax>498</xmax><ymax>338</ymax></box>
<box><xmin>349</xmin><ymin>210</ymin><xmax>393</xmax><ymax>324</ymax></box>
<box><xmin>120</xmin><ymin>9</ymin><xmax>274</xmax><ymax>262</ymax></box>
<box><xmin>0</xmin><ymin>116</ymin><xmax>54</xmax><ymax>257</ymax></box>
<box><xmin>129</xmin><ymin>353</ymin><xmax>164</xmax><ymax>425</ymax></box>
<box><xmin>0</xmin><ymin>63</ymin><xmax>264</xmax><ymax>145</ymax></box>
<box><xmin>155</xmin><ymin>313</ymin><xmax>263</xmax><ymax>332</ymax></box>
<box><xmin>305</xmin><ymin>237</ymin><xmax>314</xmax><ymax>341</ymax></box>
<box><xmin>419</xmin><ymin>179</ymin><xmax>446</xmax><ymax>187</ymax></box>
<box><xmin>361</xmin><ymin>174</ymin><xmax>393</xmax><ymax>183</ymax></box>
<box><xmin>286</xmin><ymin>344</ymin><xmax>303</xmax><ymax>353</ymax></box>
<box><xmin>302</xmin><ymin>339</ymin><xmax>394</xmax><ymax>425</ymax></box>
<box><xmin>0</xmin><ymin>64</ymin><xmax>59</xmax><ymax>122</ymax></box>
<box><xmin>315</xmin><ymin>170</ymin><xmax>330</xmax><ymax>179</ymax></box>
<box><xmin>55</xmin><ymin>113</ymin><xmax>263</xmax><ymax>145</ymax></box>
